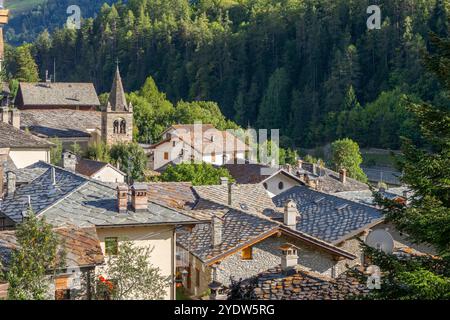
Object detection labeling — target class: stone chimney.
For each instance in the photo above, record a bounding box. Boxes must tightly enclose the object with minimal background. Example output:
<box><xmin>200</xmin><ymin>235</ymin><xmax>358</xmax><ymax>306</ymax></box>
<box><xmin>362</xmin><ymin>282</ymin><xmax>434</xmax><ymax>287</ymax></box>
<box><xmin>11</xmin><ymin>108</ymin><xmax>20</xmax><ymax>129</ymax></box>
<box><xmin>220</xmin><ymin>177</ymin><xmax>228</xmax><ymax>186</ymax></box>
<box><xmin>51</xmin><ymin>167</ymin><xmax>56</xmax><ymax>185</ymax></box>
<box><xmin>339</xmin><ymin>168</ymin><xmax>347</xmax><ymax>184</ymax></box>
<box><xmin>280</xmin><ymin>244</ymin><xmax>298</xmax><ymax>271</ymax></box>
<box><xmin>131</xmin><ymin>183</ymin><xmax>148</xmax><ymax>212</ymax></box>
<box><xmin>297</xmin><ymin>159</ymin><xmax>303</xmax><ymax>170</ymax></box>
<box><xmin>6</xmin><ymin>171</ymin><xmax>16</xmax><ymax>196</ymax></box>
<box><xmin>227</xmin><ymin>183</ymin><xmax>233</xmax><ymax>206</ymax></box>
<box><xmin>312</xmin><ymin>164</ymin><xmax>317</xmax><ymax>175</ymax></box>
<box><xmin>284</xmin><ymin>200</ymin><xmax>298</xmax><ymax>229</ymax></box>
<box><xmin>62</xmin><ymin>151</ymin><xmax>77</xmax><ymax>171</ymax></box>
<box><xmin>211</xmin><ymin>216</ymin><xmax>223</xmax><ymax>248</ymax></box>
<box><xmin>0</xmin><ymin>107</ymin><xmax>7</xmax><ymax>124</ymax></box>
<box><xmin>0</xmin><ymin>160</ymin><xmax>3</xmax><ymax>197</ymax></box>
<box><xmin>117</xmin><ymin>185</ymin><xmax>128</xmax><ymax>213</ymax></box>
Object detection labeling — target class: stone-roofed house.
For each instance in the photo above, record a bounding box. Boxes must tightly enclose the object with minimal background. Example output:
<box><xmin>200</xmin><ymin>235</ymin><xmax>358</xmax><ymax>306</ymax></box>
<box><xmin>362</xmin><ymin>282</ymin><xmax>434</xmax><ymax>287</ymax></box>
<box><xmin>0</xmin><ymin>121</ymin><xmax>54</xmax><ymax>168</ymax></box>
<box><xmin>148</xmin><ymin>181</ymin><xmax>363</xmax><ymax>298</ymax></box>
<box><xmin>147</xmin><ymin>124</ymin><xmax>248</xmax><ymax>171</ymax></box>
<box><xmin>15</xmin><ymin>82</ymin><xmax>100</xmax><ymax>111</ymax></box>
<box><xmin>0</xmin><ymin>225</ymin><xmax>104</xmax><ymax>300</ymax></box>
<box><xmin>18</xmin><ymin>67</ymin><xmax>134</xmax><ymax>150</ymax></box>
<box><xmin>0</xmin><ymin>162</ymin><xmax>202</xmax><ymax>299</ymax></box>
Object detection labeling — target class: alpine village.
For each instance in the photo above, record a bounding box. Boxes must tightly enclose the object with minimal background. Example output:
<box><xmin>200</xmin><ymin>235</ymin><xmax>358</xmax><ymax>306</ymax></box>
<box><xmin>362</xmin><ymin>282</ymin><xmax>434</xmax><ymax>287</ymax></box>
<box><xmin>0</xmin><ymin>0</ymin><xmax>449</xmax><ymax>301</ymax></box>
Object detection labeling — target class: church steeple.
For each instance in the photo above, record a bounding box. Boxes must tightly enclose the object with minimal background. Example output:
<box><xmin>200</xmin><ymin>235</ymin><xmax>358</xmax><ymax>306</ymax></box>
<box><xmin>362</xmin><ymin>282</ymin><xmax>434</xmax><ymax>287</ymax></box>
<box><xmin>107</xmin><ymin>66</ymin><xmax>129</xmax><ymax>112</ymax></box>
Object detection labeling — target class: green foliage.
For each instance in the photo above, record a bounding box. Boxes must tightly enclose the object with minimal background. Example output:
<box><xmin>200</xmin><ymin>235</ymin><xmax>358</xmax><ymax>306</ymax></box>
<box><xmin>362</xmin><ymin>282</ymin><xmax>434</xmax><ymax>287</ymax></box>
<box><xmin>110</xmin><ymin>142</ymin><xmax>147</xmax><ymax>182</ymax></box>
<box><xmin>331</xmin><ymin>138</ymin><xmax>368</xmax><ymax>182</ymax></box>
<box><xmin>49</xmin><ymin>137</ymin><xmax>63</xmax><ymax>166</ymax></box>
<box><xmin>9</xmin><ymin>44</ymin><xmax>40</xmax><ymax>82</ymax></box>
<box><xmin>86</xmin><ymin>142</ymin><xmax>111</xmax><ymax>163</ymax></box>
<box><xmin>7</xmin><ymin>210</ymin><xmax>64</xmax><ymax>300</ymax></box>
<box><xmin>96</xmin><ymin>240</ymin><xmax>170</xmax><ymax>300</ymax></box>
<box><xmin>22</xmin><ymin>0</ymin><xmax>448</xmax><ymax>150</ymax></box>
<box><xmin>257</xmin><ymin>140</ymin><xmax>298</xmax><ymax>166</ymax></box>
<box><xmin>160</xmin><ymin>162</ymin><xmax>234</xmax><ymax>186</ymax></box>
<box><xmin>8</xmin><ymin>80</ymin><xmax>19</xmax><ymax>99</ymax></box>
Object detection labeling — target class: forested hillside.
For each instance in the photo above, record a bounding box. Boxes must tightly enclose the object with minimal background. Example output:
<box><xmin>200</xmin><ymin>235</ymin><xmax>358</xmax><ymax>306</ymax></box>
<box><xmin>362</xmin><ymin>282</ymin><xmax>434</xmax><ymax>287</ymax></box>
<box><xmin>5</xmin><ymin>0</ymin><xmax>115</xmax><ymax>44</ymax></box>
<box><xmin>5</xmin><ymin>0</ymin><xmax>450</xmax><ymax>149</ymax></box>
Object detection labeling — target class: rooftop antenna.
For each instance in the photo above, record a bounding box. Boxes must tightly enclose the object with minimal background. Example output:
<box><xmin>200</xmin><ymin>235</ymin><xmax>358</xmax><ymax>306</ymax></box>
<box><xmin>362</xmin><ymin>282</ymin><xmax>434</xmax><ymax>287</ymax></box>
<box><xmin>53</xmin><ymin>58</ymin><xmax>56</xmax><ymax>82</ymax></box>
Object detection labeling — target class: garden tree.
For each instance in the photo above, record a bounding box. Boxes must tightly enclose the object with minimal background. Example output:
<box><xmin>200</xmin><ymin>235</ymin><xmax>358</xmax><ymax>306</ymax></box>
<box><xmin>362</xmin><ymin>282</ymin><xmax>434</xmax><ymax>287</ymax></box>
<box><xmin>110</xmin><ymin>142</ymin><xmax>147</xmax><ymax>182</ymax></box>
<box><xmin>7</xmin><ymin>210</ymin><xmax>64</xmax><ymax>300</ymax></box>
<box><xmin>257</xmin><ymin>140</ymin><xmax>298</xmax><ymax>166</ymax></box>
<box><xmin>49</xmin><ymin>137</ymin><xmax>63</xmax><ymax>166</ymax></box>
<box><xmin>95</xmin><ymin>240</ymin><xmax>170</xmax><ymax>300</ymax></box>
<box><xmin>8</xmin><ymin>80</ymin><xmax>19</xmax><ymax>99</ymax></box>
<box><xmin>352</xmin><ymin>35</ymin><xmax>450</xmax><ymax>300</ymax></box>
<box><xmin>160</xmin><ymin>162</ymin><xmax>234</xmax><ymax>186</ymax></box>
<box><xmin>86</xmin><ymin>142</ymin><xmax>111</xmax><ymax>163</ymax></box>
<box><xmin>12</xmin><ymin>44</ymin><xmax>39</xmax><ymax>82</ymax></box>
<box><xmin>331</xmin><ymin>138</ymin><xmax>368</xmax><ymax>182</ymax></box>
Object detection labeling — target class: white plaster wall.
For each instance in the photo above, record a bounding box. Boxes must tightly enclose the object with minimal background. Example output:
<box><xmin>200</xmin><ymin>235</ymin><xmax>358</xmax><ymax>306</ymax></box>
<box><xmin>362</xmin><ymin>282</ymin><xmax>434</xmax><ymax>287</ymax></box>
<box><xmin>95</xmin><ymin>225</ymin><xmax>175</xmax><ymax>300</ymax></box>
<box><xmin>9</xmin><ymin>149</ymin><xmax>50</xmax><ymax>168</ymax></box>
<box><xmin>263</xmin><ymin>173</ymin><xmax>301</xmax><ymax>198</ymax></box>
<box><xmin>92</xmin><ymin>166</ymin><xmax>125</xmax><ymax>183</ymax></box>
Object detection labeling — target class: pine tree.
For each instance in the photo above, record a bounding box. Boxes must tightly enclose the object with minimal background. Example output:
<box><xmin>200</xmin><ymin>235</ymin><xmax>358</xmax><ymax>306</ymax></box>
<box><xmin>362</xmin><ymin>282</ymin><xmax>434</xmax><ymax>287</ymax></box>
<box><xmin>14</xmin><ymin>44</ymin><xmax>40</xmax><ymax>82</ymax></box>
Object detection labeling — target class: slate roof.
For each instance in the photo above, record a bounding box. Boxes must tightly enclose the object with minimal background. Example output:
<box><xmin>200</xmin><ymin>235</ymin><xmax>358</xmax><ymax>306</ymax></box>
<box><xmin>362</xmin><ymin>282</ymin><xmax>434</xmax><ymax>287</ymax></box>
<box><xmin>177</xmin><ymin>209</ymin><xmax>279</xmax><ymax>264</ymax></box>
<box><xmin>252</xmin><ymin>265</ymin><xmax>368</xmax><ymax>300</ymax></box>
<box><xmin>3</xmin><ymin>167</ymin><xmax>48</xmax><ymax>185</ymax></box>
<box><xmin>17</xmin><ymin>83</ymin><xmax>100</xmax><ymax>107</ymax></box>
<box><xmin>224</xmin><ymin>163</ymin><xmax>278</xmax><ymax>184</ymax></box>
<box><xmin>334</xmin><ymin>187</ymin><xmax>409</xmax><ymax>207</ymax></box>
<box><xmin>147</xmin><ymin>182</ymin><xmax>197</xmax><ymax>210</ymax></box>
<box><xmin>108</xmin><ymin>67</ymin><xmax>129</xmax><ymax>112</ymax></box>
<box><xmin>0</xmin><ymin>226</ymin><xmax>104</xmax><ymax>271</ymax></box>
<box><xmin>75</xmin><ymin>158</ymin><xmax>125</xmax><ymax>178</ymax></box>
<box><xmin>0</xmin><ymin>122</ymin><xmax>54</xmax><ymax>149</ymax></box>
<box><xmin>294</xmin><ymin>162</ymin><xmax>370</xmax><ymax>193</ymax></box>
<box><xmin>0</xmin><ymin>162</ymin><xmax>198</xmax><ymax>228</ymax></box>
<box><xmin>0</xmin><ymin>163</ymin><xmax>87</xmax><ymax>223</ymax></box>
<box><xmin>193</xmin><ymin>184</ymin><xmax>279</xmax><ymax>216</ymax></box>
<box><xmin>20</xmin><ymin>109</ymin><xmax>101</xmax><ymax>138</ymax></box>
<box><xmin>271</xmin><ymin>186</ymin><xmax>383</xmax><ymax>244</ymax></box>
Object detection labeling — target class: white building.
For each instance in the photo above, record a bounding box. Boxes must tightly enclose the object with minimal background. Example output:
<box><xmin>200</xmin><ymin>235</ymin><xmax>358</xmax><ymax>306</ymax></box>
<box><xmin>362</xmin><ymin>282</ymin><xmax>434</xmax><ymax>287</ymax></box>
<box><xmin>147</xmin><ymin>124</ymin><xmax>248</xmax><ymax>171</ymax></box>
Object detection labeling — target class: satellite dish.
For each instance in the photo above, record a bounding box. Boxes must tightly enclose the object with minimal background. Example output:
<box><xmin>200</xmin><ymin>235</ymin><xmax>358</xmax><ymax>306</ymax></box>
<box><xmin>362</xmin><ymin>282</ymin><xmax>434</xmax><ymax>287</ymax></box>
<box><xmin>365</xmin><ymin>229</ymin><xmax>394</xmax><ymax>254</ymax></box>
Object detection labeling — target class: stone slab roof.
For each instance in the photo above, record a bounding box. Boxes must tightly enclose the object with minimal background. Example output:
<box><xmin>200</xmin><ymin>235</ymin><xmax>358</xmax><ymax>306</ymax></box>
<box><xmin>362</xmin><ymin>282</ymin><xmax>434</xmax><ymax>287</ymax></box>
<box><xmin>193</xmin><ymin>183</ymin><xmax>279</xmax><ymax>216</ymax></box>
<box><xmin>224</xmin><ymin>163</ymin><xmax>278</xmax><ymax>184</ymax></box>
<box><xmin>0</xmin><ymin>122</ymin><xmax>54</xmax><ymax>149</ymax></box>
<box><xmin>334</xmin><ymin>187</ymin><xmax>409</xmax><ymax>207</ymax></box>
<box><xmin>18</xmin><ymin>83</ymin><xmax>100</xmax><ymax>107</ymax></box>
<box><xmin>0</xmin><ymin>226</ymin><xmax>104</xmax><ymax>271</ymax></box>
<box><xmin>147</xmin><ymin>182</ymin><xmax>197</xmax><ymax>210</ymax></box>
<box><xmin>177</xmin><ymin>209</ymin><xmax>279</xmax><ymax>264</ymax></box>
<box><xmin>252</xmin><ymin>265</ymin><xmax>368</xmax><ymax>300</ymax></box>
<box><xmin>0</xmin><ymin>162</ymin><xmax>198</xmax><ymax>228</ymax></box>
<box><xmin>271</xmin><ymin>186</ymin><xmax>383</xmax><ymax>244</ymax></box>
<box><xmin>20</xmin><ymin>109</ymin><xmax>101</xmax><ymax>138</ymax></box>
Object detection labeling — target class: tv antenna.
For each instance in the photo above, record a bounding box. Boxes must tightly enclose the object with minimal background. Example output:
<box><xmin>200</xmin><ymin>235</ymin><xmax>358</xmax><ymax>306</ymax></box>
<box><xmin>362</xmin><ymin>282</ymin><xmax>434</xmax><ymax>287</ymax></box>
<box><xmin>365</xmin><ymin>229</ymin><xmax>394</xmax><ymax>254</ymax></box>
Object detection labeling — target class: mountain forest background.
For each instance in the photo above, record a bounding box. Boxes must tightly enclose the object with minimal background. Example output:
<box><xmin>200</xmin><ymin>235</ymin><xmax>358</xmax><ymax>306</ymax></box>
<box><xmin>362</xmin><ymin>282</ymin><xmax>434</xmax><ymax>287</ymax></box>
<box><xmin>3</xmin><ymin>0</ymin><xmax>450</xmax><ymax>150</ymax></box>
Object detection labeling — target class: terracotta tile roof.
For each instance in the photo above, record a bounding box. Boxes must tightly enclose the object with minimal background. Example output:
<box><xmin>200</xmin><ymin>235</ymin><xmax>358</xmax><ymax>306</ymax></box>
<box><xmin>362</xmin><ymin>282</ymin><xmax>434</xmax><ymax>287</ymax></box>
<box><xmin>18</xmin><ymin>82</ymin><xmax>100</xmax><ymax>107</ymax></box>
<box><xmin>20</xmin><ymin>109</ymin><xmax>101</xmax><ymax>138</ymax></box>
<box><xmin>0</xmin><ymin>226</ymin><xmax>104</xmax><ymax>270</ymax></box>
<box><xmin>252</xmin><ymin>265</ymin><xmax>368</xmax><ymax>300</ymax></box>
<box><xmin>0</xmin><ymin>122</ymin><xmax>54</xmax><ymax>149</ymax></box>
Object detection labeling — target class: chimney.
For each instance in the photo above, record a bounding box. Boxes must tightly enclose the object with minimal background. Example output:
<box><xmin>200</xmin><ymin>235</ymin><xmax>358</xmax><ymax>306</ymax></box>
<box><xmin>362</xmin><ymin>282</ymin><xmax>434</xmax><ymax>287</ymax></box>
<box><xmin>0</xmin><ymin>107</ymin><xmax>7</xmax><ymax>124</ymax></box>
<box><xmin>297</xmin><ymin>159</ymin><xmax>303</xmax><ymax>170</ymax></box>
<box><xmin>117</xmin><ymin>184</ymin><xmax>128</xmax><ymax>213</ymax></box>
<box><xmin>6</xmin><ymin>171</ymin><xmax>16</xmax><ymax>196</ymax></box>
<box><xmin>11</xmin><ymin>108</ymin><xmax>20</xmax><ymax>129</ymax></box>
<box><xmin>0</xmin><ymin>161</ymin><xmax>3</xmax><ymax>197</ymax></box>
<box><xmin>339</xmin><ymin>169</ymin><xmax>347</xmax><ymax>184</ymax></box>
<box><xmin>220</xmin><ymin>177</ymin><xmax>228</xmax><ymax>186</ymax></box>
<box><xmin>280</xmin><ymin>244</ymin><xmax>298</xmax><ymax>271</ymax></box>
<box><xmin>51</xmin><ymin>167</ymin><xmax>56</xmax><ymax>185</ymax></box>
<box><xmin>131</xmin><ymin>183</ymin><xmax>148</xmax><ymax>212</ymax></box>
<box><xmin>284</xmin><ymin>200</ymin><xmax>298</xmax><ymax>229</ymax></box>
<box><xmin>227</xmin><ymin>183</ymin><xmax>233</xmax><ymax>206</ymax></box>
<box><xmin>62</xmin><ymin>151</ymin><xmax>77</xmax><ymax>171</ymax></box>
<box><xmin>211</xmin><ymin>216</ymin><xmax>223</xmax><ymax>247</ymax></box>
<box><xmin>312</xmin><ymin>164</ymin><xmax>317</xmax><ymax>175</ymax></box>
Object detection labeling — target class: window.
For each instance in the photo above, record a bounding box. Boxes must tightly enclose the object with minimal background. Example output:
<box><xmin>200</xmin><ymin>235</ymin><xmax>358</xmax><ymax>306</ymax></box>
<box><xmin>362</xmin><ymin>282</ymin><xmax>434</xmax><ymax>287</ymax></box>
<box><xmin>241</xmin><ymin>247</ymin><xmax>253</xmax><ymax>260</ymax></box>
<box><xmin>278</xmin><ymin>181</ymin><xmax>284</xmax><ymax>190</ymax></box>
<box><xmin>113</xmin><ymin>120</ymin><xmax>119</xmax><ymax>134</ymax></box>
<box><xmin>120</xmin><ymin>120</ymin><xmax>126</xmax><ymax>134</ymax></box>
<box><xmin>195</xmin><ymin>269</ymin><xmax>200</xmax><ymax>287</ymax></box>
<box><xmin>105</xmin><ymin>237</ymin><xmax>118</xmax><ymax>255</ymax></box>
<box><xmin>211</xmin><ymin>151</ymin><xmax>216</xmax><ymax>162</ymax></box>
<box><xmin>164</xmin><ymin>152</ymin><xmax>169</xmax><ymax>160</ymax></box>
<box><xmin>55</xmin><ymin>276</ymin><xmax>70</xmax><ymax>300</ymax></box>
